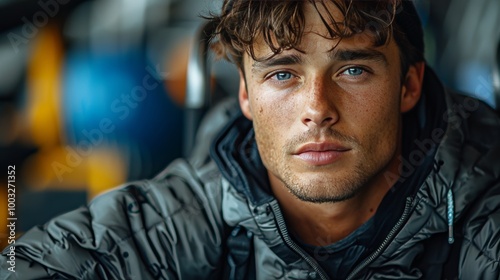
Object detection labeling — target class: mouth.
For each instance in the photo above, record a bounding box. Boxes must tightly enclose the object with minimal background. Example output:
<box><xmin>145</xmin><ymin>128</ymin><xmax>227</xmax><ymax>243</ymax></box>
<box><xmin>293</xmin><ymin>142</ymin><xmax>351</xmax><ymax>166</ymax></box>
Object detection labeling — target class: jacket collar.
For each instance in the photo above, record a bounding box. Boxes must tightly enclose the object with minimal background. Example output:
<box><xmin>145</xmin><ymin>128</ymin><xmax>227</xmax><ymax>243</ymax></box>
<box><xmin>210</xmin><ymin>114</ymin><xmax>274</xmax><ymax>207</ymax></box>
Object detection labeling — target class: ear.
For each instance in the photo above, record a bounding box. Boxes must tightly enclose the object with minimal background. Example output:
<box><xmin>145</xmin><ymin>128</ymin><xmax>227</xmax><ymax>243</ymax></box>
<box><xmin>238</xmin><ymin>70</ymin><xmax>253</xmax><ymax>120</ymax></box>
<box><xmin>400</xmin><ymin>62</ymin><xmax>425</xmax><ymax>113</ymax></box>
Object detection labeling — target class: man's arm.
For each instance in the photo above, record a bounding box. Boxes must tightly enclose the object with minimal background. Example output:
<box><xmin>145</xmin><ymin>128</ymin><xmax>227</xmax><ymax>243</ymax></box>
<box><xmin>0</xmin><ymin>159</ymin><xmax>226</xmax><ymax>279</ymax></box>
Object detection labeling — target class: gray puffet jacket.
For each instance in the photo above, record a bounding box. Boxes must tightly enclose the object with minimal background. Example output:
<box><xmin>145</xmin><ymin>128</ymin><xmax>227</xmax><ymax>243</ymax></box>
<box><xmin>1</xmin><ymin>69</ymin><xmax>500</xmax><ymax>280</ymax></box>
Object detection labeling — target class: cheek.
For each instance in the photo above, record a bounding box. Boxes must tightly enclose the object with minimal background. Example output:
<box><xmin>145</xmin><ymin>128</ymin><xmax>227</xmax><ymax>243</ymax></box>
<box><xmin>348</xmin><ymin>88</ymin><xmax>402</xmax><ymax>148</ymax></box>
<box><xmin>250</xmin><ymin>90</ymin><xmax>297</xmax><ymax>128</ymax></box>
<box><xmin>251</xmin><ymin>99</ymin><xmax>284</xmax><ymax>147</ymax></box>
<box><xmin>250</xmin><ymin>93</ymin><xmax>297</xmax><ymax>166</ymax></box>
<box><xmin>253</xmin><ymin>117</ymin><xmax>281</xmax><ymax>172</ymax></box>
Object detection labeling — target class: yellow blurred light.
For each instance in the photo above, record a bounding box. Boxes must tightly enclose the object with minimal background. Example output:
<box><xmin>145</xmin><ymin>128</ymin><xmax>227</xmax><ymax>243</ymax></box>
<box><xmin>25</xmin><ymin>24</ymin><xmax>64</xmax><ymax>148</ymax></box>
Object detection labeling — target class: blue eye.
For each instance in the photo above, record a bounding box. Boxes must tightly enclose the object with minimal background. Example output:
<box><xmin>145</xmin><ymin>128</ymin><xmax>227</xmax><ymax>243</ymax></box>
<box><xmin>344</xmin><ymin>67</ymin><xmax>364</xmax><ymax>76</ymax></box>
<box><xmin>275</xmin><ymin>72</ymin><xmax>293</xmax><ymax>81</ymax></box>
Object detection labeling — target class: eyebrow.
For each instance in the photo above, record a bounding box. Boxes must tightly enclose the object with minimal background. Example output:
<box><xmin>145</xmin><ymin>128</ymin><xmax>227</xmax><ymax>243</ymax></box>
<box><xmin>251</xmin><ymin>54</ymin><xmax>303</xmax><ymax>74</ymax></box>
<box><xmin>330</xmin><ymin>49</ymin><xmax>388</xmax><ymax>65</ymax></box>
<box><xmin>250</xmin><ymin>48</ymin><xmax>388</xmax><ymax>74</ymax></box>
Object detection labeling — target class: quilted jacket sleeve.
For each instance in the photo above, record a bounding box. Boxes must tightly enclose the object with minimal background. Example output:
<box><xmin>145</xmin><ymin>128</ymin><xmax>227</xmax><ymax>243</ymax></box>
<box><xmin>460</xmin><ymin>180</ymin><xmax>500</xmax><ymax>280</ymax></box>
<box><xmin>0</xmin><ymin>159</ymin><xmax>226</xmax><ymax>280</ymax></box>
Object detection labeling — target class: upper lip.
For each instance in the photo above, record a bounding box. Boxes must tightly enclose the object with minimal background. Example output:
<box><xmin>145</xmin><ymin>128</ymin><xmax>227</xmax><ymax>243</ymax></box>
<box><xmin>294</xmin><ymin>142</ymin><xmax>351</xmax><ymax>154</ymax></box>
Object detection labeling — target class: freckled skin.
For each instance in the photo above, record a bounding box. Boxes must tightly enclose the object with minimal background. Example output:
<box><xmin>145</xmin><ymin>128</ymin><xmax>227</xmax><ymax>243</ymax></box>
<box><xmin>238</xmin><ymin>1</ymin><xmax>423</xmax><ymax>244</ymax></box>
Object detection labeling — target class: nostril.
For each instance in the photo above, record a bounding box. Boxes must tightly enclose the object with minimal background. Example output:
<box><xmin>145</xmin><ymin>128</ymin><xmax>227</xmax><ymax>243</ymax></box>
<box><xmin>303</xmin><ymin>116</ymin><xmax>336</xmax><ymax>126</ymax></box>
<box><xmin>321</xmin><ymin>117</ymin><xmax>334</xmax><ymax>125</ymax></box>
<box><xmin>301</xmin><ymin>103</ymin><xmax>339</xmax><ymax>126</ymax></box>
<box><xmin>323</xmin><ymin>117</ymin><xmax>333</xmax><ymax>122</ymax></box>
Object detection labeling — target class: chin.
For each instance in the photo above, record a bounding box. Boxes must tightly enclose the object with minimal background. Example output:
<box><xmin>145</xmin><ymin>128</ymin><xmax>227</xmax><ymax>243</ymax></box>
<box><xmin>285</xmin><ymin>178</ymin><xmax>362</xmax><ymax>204</ymax></box>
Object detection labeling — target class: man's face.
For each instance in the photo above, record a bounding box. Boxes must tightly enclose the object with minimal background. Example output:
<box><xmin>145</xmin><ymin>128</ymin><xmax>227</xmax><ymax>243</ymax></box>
<box><xmin>239</xmin><ymin>2</ymin><xmax>422</xmax><ymax>203</ymax></box>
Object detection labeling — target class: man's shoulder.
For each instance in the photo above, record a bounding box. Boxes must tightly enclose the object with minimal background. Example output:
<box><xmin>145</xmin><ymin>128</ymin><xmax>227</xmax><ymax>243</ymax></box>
<box><xmin>445</xmin><ymin>92</ymin><xmax>500</xmax><ymax>275</ymax></box>
<box><xmin>3</xmin><ymin>158</ymin><xmax>227</xmax><ymax>279</ymax></box>
<box><xmin>459</xmin><ymin>179</ymin><xmax>500</xmax><ymax>277</ymax></box>
<box><xmin>91</xmin><ymin>158</ymin><xmax>224</xmax><ymax>225</ymax></box>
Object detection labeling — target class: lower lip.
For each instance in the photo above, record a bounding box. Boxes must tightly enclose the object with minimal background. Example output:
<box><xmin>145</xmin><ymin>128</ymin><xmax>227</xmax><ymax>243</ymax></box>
<box><xmin>294</xmin><ymin>151</ymin><xmax>346</xmax><ymax>166</ymax></box>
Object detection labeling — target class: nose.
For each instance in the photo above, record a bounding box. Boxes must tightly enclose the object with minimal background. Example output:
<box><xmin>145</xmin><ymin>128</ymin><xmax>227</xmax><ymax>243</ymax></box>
<box><xmin>301</xmin><ymin>78</ymin><xmax>339</xmax><ymax>128</ymax></box>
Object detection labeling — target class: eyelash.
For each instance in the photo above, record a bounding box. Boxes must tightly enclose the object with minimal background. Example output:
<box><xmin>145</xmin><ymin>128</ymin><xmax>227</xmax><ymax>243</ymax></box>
<box><xmin>265</xmin><ymin>66</ymin><xmax>371</xmax><ymax>85</ymax></box>
<box><xmin>340</xmin><ymin>66</ymin><xmax>370</xmax><ymax>77</ymax></box>
<box><xmin>267</xmin><ymin>71</ymin><xmax>296</xmax><ymax>84</ymax></box>
<box><xmin>274</xmin><ymin>72</ymin><xmax>293</xmax><ymax>80</ymax></box>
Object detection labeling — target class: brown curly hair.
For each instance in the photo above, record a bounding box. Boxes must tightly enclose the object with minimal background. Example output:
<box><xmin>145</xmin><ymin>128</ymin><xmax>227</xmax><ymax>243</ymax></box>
<box><xmin>207</xmin><ymin>0</ymin><xmax>424</xmax><ymax>78</ymax></box>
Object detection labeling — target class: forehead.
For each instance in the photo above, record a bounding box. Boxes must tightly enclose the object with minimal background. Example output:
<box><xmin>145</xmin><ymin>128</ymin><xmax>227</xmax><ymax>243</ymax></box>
<box><xmin>303</xmin><ymin>0</ymin><xmax>346</xmax><ymax>34</ymax></box>
<box><xmin>244</xmin><ymin>1</ymin><xmax>394</xmax><ymax>65</ymax></box>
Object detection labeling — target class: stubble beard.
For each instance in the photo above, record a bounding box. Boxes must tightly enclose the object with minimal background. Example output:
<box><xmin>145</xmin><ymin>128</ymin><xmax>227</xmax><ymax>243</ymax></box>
<box><xmin>258</xmin><ymin>129</ymin><xmax>376</xmax><ymax>204</ymax></box>
<box><xmin>279</xmin><ymin>159</ymin><xmax>372</xmax><ymax>204</ymax></box>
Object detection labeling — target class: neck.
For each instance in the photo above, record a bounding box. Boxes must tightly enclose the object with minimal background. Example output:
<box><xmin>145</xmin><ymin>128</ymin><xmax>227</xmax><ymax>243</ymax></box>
<box><xmin>269</xmin><ymin>153</ymin><xmax>401</xmax><ymax>246</ymax></box>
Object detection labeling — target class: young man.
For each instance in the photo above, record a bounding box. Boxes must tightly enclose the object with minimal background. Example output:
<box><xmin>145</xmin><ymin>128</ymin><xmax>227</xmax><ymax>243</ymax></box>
<box><xmin>2</xmin><ymin>0</ymin><xmax>500</xmax><ymax>279</ymax></box>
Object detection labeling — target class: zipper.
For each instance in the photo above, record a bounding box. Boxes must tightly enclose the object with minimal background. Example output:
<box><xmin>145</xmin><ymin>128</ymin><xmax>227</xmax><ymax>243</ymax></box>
<box><xmin>346</xmin><ymin>197</ymin><xmax>414</xmax><ymax>280</ymax></box>
<box><xmin>270</xmin><ymin>201</ymin><xmax>330</xmax><ymax>280</ymax></box>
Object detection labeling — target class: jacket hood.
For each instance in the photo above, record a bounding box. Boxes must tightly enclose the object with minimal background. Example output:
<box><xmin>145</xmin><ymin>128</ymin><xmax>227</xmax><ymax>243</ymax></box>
<box><xmin>210</xmin><ymin>114</ymin><xmax>274</xmax><ymax>207</ymax></box>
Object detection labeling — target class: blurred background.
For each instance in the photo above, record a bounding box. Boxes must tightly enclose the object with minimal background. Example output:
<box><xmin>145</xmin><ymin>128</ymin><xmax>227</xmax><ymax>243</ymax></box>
<box><xmin>0</xmin><ymin>0</ymin><xmax>499</xmax><ymax>248</ymax></box>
